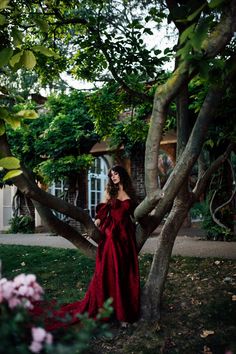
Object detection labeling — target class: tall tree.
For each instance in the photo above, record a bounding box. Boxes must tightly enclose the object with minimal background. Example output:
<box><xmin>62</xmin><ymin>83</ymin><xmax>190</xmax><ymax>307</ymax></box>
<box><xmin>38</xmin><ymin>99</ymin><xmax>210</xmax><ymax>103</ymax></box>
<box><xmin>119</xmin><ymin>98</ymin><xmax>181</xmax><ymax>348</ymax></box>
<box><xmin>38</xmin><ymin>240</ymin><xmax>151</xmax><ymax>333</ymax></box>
<box><xmin>0</xmin><ymin>0</ymin><xmax>236</xmax><ymax>321</ymax></box>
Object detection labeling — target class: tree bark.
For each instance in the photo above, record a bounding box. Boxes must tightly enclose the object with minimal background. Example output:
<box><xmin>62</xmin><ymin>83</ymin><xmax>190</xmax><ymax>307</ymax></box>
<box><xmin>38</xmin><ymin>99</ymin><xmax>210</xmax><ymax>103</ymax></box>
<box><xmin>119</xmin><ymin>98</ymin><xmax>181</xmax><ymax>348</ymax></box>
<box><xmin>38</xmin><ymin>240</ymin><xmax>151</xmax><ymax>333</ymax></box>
<box><xmin>33</xmin><ymin>201</ymin><xmax>97</xmax><ymax>258</ymax></box>
<box><xmin>141</xmin><ymin>143</ymin><xmax>234</xmax><ymax>320</ymax></box>
<box><xmin>140</xmin><ymin>1</ymin><xmax>236</xmax><ymax>316</ymax></box>
<box><xmin>0</xmin><ymin>134</ymin><xmax>101</xmax><ymax>247</ymax></box>
<box><xmin>141</xmin><ymin>190</ymin><xmax>192</xmax><ymax>320</ymax></box>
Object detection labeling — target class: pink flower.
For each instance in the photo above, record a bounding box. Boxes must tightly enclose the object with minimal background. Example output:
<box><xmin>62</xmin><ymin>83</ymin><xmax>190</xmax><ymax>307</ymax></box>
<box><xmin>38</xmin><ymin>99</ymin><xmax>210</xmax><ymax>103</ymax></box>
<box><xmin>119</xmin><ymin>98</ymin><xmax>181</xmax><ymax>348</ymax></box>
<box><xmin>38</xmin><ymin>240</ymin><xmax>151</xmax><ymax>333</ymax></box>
<box><xmin>29</xmin><ymin>341</ymin><xmax>43</xmax><ymax>353</ymax></box>
<box><xmin>8</xmin><ymin>297</ymin><xmax>21</xmax><ymax>309</ymax></box>
<box><xmin>45</xmin><ymin>333</ymin><xmax>53</xmax><ymax>345</ymax></box>
<box><xmin>14</xmin><ymin>273</ymin><xmax>27</xmax><ymax>287</ymax></box>
<box><xmin>31</xmin><ymin>327</ymin><xmax>47</xmax><ymax>342</ymax></box>
<box><xmin>2</xmin><ymin>281</ymin><xmax>14</xmax><ymax>300</ymax></box>
<box><xmin>18</xmin><ymin>285</ymin><xmax>28</xmax><ymax>296</ymax></box>
<box><xmin>0</xmin><ymin>278</ymin><xmax>7</xmax><ymax>285</ymax></box>
<box><xmin>29</xmin><ymin>327</ymin><xmax>53</xmax><ymax>353</ymax></box>
<box><xmin>0</xmin><ymin>272</ymin><xmax>43</xmax><ymax>308</ymax></box>
<box><xmin>25</xmin><ymin>274</ymin><xmax>36</xmax><ymax>285</ymax></box>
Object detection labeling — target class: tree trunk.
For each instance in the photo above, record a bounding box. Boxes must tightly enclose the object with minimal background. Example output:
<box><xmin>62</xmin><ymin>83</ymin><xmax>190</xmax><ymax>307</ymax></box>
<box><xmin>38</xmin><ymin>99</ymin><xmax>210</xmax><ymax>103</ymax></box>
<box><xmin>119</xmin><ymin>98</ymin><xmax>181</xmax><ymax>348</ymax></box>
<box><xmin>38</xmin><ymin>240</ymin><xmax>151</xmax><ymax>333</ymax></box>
<box><xmin>141</xmin><ymin>190</ymin><xmax>192</xmax><ymax>320</ymax></box>
<box><xmin>33</xmin><ymin>200</ymin><xmax>97</xmax><ymax>258</ymax></box>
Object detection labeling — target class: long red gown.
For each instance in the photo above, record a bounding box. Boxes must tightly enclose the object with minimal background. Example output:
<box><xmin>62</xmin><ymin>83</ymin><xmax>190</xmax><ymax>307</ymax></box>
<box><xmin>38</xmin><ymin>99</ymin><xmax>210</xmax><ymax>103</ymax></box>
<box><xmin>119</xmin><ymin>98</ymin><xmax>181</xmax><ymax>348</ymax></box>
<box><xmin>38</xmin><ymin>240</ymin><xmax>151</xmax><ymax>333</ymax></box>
<box><xmin>45</xmin><ymin>198</ymin><xmax>140</xmax><ymax>331</ymax></box>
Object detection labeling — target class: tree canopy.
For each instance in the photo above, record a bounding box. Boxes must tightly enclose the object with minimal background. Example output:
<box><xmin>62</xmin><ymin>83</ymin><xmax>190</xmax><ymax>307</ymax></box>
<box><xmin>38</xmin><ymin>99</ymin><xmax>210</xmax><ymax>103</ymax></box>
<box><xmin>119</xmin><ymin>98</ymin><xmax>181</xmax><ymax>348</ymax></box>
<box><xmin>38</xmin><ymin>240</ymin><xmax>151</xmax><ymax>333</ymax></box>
<box><xmin>0</xmin><ymin>0</ymin><xmax>236</xmax><ymax>323</ymax></box>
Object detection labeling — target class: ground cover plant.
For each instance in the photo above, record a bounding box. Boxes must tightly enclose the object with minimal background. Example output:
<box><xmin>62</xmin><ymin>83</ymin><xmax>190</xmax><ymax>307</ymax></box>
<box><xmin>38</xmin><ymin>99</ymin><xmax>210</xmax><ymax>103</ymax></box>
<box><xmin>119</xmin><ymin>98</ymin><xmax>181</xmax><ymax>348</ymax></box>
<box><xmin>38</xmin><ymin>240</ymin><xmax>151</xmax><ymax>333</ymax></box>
<box><xmin>0</xmin><ymin>244</ymin><xmax>235</xmax><ymax>353</ymax></box>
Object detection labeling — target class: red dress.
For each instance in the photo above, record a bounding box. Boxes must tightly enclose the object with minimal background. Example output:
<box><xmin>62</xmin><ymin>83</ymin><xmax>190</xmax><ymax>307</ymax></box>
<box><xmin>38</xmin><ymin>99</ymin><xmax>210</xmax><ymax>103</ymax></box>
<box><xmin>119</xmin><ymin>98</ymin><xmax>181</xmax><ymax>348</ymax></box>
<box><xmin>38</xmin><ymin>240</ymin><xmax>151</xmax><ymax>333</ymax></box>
<box><xmin>45</xmin><ymin>198</ymin><xmax>140</xmax><ymax>331</ymax></box>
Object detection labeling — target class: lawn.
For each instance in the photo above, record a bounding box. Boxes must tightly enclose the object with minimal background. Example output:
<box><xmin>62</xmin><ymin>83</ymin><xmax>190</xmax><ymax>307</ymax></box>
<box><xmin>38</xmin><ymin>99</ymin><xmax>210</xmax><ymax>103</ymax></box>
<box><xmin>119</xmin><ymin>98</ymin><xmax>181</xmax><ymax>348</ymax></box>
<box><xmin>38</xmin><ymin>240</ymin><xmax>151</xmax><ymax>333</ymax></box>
<box><xmin>0</xmin><ymin>244</ymin><xmax>235</xmax><ymax>353</ymax></box>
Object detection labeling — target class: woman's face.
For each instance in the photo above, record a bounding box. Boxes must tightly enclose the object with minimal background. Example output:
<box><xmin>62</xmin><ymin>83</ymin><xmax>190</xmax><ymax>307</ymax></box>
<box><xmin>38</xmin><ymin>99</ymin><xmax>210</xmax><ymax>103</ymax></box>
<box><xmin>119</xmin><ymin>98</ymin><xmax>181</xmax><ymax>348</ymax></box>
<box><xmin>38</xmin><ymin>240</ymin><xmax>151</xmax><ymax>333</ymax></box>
<box><xmin>110</xmin><ymin>170</ymin><xmax>120</xmax><ymax>185</ymax></box>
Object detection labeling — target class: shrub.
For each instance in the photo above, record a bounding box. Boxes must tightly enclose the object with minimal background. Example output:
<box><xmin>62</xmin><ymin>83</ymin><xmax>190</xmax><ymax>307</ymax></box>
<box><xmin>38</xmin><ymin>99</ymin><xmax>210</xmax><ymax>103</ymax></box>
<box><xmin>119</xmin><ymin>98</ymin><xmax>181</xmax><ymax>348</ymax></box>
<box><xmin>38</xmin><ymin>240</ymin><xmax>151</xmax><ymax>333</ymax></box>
<box><xmin>0</xmin><ymin>273</ymin><xmax>52</xmax><ymax>354</ymax></box>
<box><xmin>201</xmin><ymin>200</ymin><xmax>233</xmax><ymax>241</ymax></box>
<box><xmin>8</xmin><ymin>215</ymin><xmax>35</xmax><ymax>234</ymax></box>
<box><xmin>0</xmin><ymin>272</ymin><xmax>113</xmax><ymax>354</ymax></box>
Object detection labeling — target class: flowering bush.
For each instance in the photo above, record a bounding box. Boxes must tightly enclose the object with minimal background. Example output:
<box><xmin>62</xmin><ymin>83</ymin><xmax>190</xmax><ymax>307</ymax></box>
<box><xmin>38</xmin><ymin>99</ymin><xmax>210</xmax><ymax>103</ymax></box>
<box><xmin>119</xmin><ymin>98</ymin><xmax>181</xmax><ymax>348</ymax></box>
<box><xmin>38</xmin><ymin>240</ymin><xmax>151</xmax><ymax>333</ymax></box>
<box><xmin>0</xmin><ymin>272</ymin><xmax>113</xmax><ymax>354</ymax></box>
<box><xmin>0</xmin><ymin>273</ymin><xmax>53</xmax><ymax>354</ymax></box>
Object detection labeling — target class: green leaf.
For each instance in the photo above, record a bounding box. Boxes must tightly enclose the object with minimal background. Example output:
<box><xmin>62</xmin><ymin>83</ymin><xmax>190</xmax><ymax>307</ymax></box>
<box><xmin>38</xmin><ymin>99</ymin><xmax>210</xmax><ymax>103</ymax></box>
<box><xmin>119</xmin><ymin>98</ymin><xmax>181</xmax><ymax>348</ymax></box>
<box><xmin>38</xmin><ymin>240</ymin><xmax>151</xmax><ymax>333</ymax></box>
<box><xmin>11</xmin><ymin>28</ymin><xmax>23</xmax><ymax>47</ymax></box>
<box><xmin>16</xmin><ymin>109</ymin><xmax>38</xmax><ymax>119</ymax></box>
<box><xmin>205</xmin><ymin>139</ymin><xmax>214</xmax><ymax>148</ymax></box>
<box><xmin>0</xmin><ymin>107</ymin><xmax>9</xmax><ymax>119</ymax></box>
<box><xmin>0</xmin><ymin>0</ymin><xmax>10</xmax><ymax>10</ymax></box>
<box><xmin>21</xmin><ymin>50</ymin><xmax>36</xmax><ymax>70</ymax></box>
<box><xmin>34</xmin><ymin>17</ymin><xmax>49</xmax><ymax>32</ymax></box>
<box><xmin>0</xmin><ymin>48</ymin><xmax>13</xmax><ymax>67</ymax></box>
<box><xmin>143</xmin><ymin>28</ymin><xmax>153</xmax><ymax>35</ymax></box>
<box><xmin>191</xmin><ymin>20</ymin><xmax>209</xmax><ymax>51</ymax></box>
<box><xmin>0</xmin><ymin>119</ymin><xmax>5</xmax><ymax>135</ymax></box>
<box><xmin>208</xmin><ymin>0</ymin><xmax>226</xmax><ymax>9</ymax></box>
<box><xmin>4</xmin><ymin>116</ymin><xmax>21</xmax><ymax>129</ymax></box>
<box><xmin>33</xmin><ymin>45</ymin><xmax>59</xmax><ymax>58</ymax></box>
<box><xmin>3</xmin><ymin>169</ymin><xmax>22</xmax><ymax>181</ymax></box>
<box><xmin>0</xmin><ymin>156</ymin><xmax>20</xmax><ymax>169</ymax></box>
<box><xmin>186</xmin><ymin>4</ymin><xmax>206</xmax><ymax>22</ymax></box>
<box><xmin>9</xmin><ymin>51</ymin><xmax>23</xmax><ymax>67</ymax></box>
<box><xmin>0</xmin><ymin>13</ymin><xmax>5</xmax><ymax>25</ymax></box>
<box><xmin>180</xmin><ymin>24</ymin><xmax>195</xmax><ymax>45</ymax></box>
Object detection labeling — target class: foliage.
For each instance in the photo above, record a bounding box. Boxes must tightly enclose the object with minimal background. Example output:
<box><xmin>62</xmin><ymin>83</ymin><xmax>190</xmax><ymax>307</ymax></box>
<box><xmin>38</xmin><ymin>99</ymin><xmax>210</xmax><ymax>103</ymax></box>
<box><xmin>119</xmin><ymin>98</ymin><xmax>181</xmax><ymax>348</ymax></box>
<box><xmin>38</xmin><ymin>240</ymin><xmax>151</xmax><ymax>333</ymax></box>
<box><xmin>0</xmin><ymin>269</ymin><xmax>113</xmax><ymax>354</ymax></box>
<box><xmin>8</xmin><ymin>91</ymin><xmax>98</xmax><ymax>183</ymax></box>
<box><xmin>0</xmin><ymin>156</ymin><xmax>22</xmax><ymax>181</ymax></box>
<box><xmin>88</xmin><ymin>82</ymin><xmax>126</xmax><ymax>138</ymax></box>
<box><xmin>0</xmin><ymin>0</ymin><xmax>60</xmax><ymax>138</ymax></box>
<box><xmin>88</xmin><ymin>77</ymin><xmax>176</xmax><ymax>154</ymax></box>
<box><xmin>189</xmin><ymin>75</ymin><xmax>236</xmax><ymax>152</ymax></box>
<box><xmin>190</xmin><ymin>202</ymin><xmax>205</xmax><ymax>220</ymax></box>
<box><xmin>8</xmin><ymin>215</ymin><xmax>35</xmax><ymax>234</ymax></box>
<box><xmin>35</xmin><ymin>155</ymin><xmax>93</xmax><ymax>184</ymax></box>
<box><xmin>201</xmin><ymin>197</ymin><xmax>234</xmax><ymax>241</ymax></box>
<box><xmin>0</xmin><ymin>273</ymin><xmax>52</xmax><ymax>354</ymax></box>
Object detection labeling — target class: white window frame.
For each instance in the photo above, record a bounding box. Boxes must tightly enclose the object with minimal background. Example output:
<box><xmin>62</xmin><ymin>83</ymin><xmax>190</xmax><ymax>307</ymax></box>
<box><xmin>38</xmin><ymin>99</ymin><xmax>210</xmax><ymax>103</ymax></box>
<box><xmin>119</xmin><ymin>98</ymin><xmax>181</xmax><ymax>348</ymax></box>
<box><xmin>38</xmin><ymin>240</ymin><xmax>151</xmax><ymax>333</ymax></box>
<box><xmin>0</xmin><ymin>185</ymin><xmax>17</xmax><ymax>231</ymax></box>
<box><xmin>88</xmin><ymin>157</ymin><xmax>108</xmax><ymax>219</ymax></box>
<box><xmin>48</xmin><ymin>180</ymin><xmax>66</xmax><ymax>220</ymax></box>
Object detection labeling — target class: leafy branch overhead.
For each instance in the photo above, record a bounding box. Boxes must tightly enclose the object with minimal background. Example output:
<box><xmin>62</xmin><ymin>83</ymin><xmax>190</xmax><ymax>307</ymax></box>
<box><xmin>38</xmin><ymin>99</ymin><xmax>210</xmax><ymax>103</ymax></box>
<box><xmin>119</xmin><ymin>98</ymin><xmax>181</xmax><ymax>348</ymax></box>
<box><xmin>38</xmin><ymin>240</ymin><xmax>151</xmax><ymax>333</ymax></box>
<box><xmin>8</xmin><ymin>91</ymin><xmax>98</xmax><ymax>184</ymax></box>
<box><xmin>0</xmin><ymin>156</ymin><xmax>22</xmax><ymax>181</ymax></box>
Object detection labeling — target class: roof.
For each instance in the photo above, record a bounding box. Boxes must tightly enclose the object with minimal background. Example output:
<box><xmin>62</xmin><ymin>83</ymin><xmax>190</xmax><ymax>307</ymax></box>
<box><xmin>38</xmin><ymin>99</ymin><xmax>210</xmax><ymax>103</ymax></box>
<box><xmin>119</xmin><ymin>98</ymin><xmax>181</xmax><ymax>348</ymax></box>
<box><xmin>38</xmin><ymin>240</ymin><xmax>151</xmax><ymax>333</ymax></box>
<box><xmin>161</xmin><ymin>130</ymin><xmax>176</xmax><ymax>145</ymax></box>
<box><xmin>90</xmin><ymin>130</ymin><xmax>176</xmax><ymax>154</ymax></box>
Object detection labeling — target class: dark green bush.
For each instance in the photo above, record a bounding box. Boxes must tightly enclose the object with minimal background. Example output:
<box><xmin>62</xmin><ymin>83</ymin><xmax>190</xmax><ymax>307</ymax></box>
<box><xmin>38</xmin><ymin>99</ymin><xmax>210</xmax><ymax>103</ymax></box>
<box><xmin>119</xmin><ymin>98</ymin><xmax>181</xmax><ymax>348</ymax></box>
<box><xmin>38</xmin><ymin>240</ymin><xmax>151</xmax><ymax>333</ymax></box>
<box><xmin>8</xmin><ymin>215</ymin><xmax>35</xmax><ymax>234</ymax></box>
<box><xmin>201</xmin><ymin>200</ymin><xmax>233</xmax><ymax>241</ymax></box>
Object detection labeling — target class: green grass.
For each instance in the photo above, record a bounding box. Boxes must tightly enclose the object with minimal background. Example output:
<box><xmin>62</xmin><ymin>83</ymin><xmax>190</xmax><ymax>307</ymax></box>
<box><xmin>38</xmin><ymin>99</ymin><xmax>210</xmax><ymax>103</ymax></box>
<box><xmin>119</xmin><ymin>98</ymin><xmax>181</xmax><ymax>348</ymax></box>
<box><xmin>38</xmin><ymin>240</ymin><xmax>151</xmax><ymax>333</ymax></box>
<box><xmin>0</xmin><ymin>245</ymin><xmax>95</xmax><ymax>304</ymax></box>
<box><xmin>0</xmin><ymin>245</ymin><xmax>236</xmax><ymax>353</ymax></box>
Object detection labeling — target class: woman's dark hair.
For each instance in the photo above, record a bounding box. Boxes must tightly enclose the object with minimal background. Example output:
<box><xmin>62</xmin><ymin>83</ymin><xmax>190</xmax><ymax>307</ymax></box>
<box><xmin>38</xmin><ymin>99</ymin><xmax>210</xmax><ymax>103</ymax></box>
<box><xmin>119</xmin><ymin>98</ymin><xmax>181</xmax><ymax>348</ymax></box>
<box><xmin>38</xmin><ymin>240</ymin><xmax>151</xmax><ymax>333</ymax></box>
<box><xmin>106</xmin><ymin>165</ymin><xmax>137</xmax><ymax>202</ymax></box>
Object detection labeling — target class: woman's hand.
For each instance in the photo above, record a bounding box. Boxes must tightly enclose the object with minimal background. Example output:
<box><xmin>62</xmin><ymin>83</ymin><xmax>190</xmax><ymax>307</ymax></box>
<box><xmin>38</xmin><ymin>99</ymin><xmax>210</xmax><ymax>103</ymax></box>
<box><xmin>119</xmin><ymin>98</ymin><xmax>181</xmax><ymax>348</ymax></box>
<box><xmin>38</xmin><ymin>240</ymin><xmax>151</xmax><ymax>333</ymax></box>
<box><xmin>94</xmin><ymin>218</ymin><xmax>101</xmax><ymax>227</ymax></box>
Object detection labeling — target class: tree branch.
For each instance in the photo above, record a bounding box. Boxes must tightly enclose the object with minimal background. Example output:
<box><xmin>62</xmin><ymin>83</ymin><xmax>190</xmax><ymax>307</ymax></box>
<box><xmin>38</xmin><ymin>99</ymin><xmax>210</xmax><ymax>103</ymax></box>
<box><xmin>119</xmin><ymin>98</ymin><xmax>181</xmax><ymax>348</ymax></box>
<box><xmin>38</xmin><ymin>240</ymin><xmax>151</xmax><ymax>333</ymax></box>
<box><xmin>142</xmin><ymin>0</ymin><xmax>236</xmax><ymax>209</ymax></box>
<box><xmin>0</xmin><ymin>133</ymin><xmax>100</xmax><ymax>244</ymax></box>
<box><xmin>193</xmin><ymin>144</ymin><xmax>235</xmax><ymax>199</ymax></box>
<box><xmin>33</xmin><ymin>200</ymin><xmax>96</xmax><ymax>258</ymax></box>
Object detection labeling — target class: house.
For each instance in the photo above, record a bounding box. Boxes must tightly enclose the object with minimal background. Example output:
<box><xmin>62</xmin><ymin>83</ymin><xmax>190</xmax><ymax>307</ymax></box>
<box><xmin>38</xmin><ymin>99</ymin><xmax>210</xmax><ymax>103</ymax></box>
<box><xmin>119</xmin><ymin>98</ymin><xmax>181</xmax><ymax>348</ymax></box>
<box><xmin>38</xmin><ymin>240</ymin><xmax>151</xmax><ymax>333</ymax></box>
<box><xmin>0</xmin><ymin>131</ymin><xmax>176</xmax><ymax>232</ymax></box>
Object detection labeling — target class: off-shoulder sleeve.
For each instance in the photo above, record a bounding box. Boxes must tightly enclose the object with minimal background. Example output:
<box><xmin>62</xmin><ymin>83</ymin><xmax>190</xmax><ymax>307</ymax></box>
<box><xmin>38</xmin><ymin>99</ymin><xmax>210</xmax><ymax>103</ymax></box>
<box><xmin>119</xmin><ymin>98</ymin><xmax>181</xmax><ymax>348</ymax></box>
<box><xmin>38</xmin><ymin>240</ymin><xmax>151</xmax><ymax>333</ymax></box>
<box><xmin>95</xmin><ymin>203</ymin><xmax>109</xmax><ymax>223</ymax></box>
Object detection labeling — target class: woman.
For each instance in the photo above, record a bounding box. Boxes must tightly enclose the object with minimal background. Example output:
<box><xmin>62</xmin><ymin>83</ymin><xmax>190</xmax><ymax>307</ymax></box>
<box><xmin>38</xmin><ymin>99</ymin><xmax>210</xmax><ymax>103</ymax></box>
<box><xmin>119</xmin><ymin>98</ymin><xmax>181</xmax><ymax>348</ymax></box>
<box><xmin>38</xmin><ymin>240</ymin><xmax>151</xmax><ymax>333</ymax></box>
<box><xmin>46</xmin><ymin>165</ymin><xmax>140</xmax><ymax>330</ymax></box>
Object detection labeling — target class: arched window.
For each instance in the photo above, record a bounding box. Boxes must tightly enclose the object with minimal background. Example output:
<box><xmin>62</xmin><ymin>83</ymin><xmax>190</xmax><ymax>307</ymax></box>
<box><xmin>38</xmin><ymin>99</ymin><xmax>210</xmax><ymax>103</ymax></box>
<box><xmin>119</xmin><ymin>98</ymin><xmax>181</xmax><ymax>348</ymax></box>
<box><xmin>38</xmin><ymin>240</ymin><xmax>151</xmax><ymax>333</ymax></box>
<box><xmin>88</xmin><ymin>157</ymin><xmax>108</xmax><ymax>219</ymax></box>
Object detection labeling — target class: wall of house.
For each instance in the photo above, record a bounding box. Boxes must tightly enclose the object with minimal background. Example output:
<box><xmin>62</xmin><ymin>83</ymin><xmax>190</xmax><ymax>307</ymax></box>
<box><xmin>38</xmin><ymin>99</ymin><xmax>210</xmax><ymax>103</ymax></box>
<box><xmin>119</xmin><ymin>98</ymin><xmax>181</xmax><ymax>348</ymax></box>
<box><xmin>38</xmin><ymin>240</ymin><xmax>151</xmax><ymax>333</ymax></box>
<box><xmin>130</xmin><ymin>149</ymin><xmax>146</xmax><ymax>202</ymax></box>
